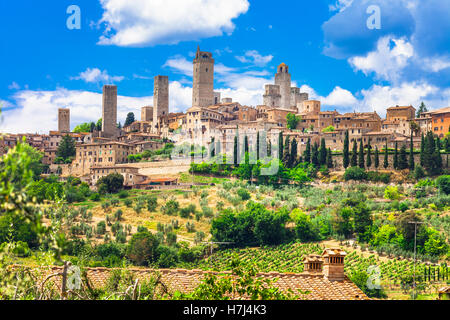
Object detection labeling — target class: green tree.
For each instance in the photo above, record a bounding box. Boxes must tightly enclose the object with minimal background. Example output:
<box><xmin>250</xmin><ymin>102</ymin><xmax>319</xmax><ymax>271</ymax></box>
<box><xmin>343</xmin><ymin>130</ymin><xmax>350</xmax><ymax>169</ymax></box>
<box><xmin>278</xmin><ymin>132</ymin><xmax>283</xmax><ymax>161</ymax></box>
<box><xmin>374</xmin><ymin>146</ymin><xmax>379</xmax><ymax>169</ymax></box>
<box><xmin>56</xmin><ymin>134</ymin><xmax>76</xmax><ymax>162</ymax></box>
<box><xmin>293</xmin><ymin>210</ymin><xmax>318</xmax><ymax>242</ymax></box>
<box><xmin>126</xmin><ymin>231</ymin><xmax>160</xmax><ymax>266</ymax></box>
<box><xmin>409</xmin><ymin>132</ymin><xmax>415</xmax><ymax>170</ymax></box>
<box><xmin>358</xmin><ymin>139</ymin><xmax>365</xmax><ymax>169</ymax></box>
<box><xmin>96</xmin><ymin>118</ymin><xmax>102</xmax><ymax>131</ymax></box>
<box><xmin>96</xmin><ymin>173</ymin><xmax>124</xmax><ymax>194</ymax></box>
<box><xmin>303</xmin><ymin>138</ymin><xmax>311</xmax><ymax>163</ymax></box>
<box><xmin>233</xmin><ymin>135</ymin><xmax>239</xmax><ymax>166</ymax></box>
<box><xmin>420</xmin><ymin>133</ymin><xmax>425</xmax><ymax>166</ymax></box>
<box><xmin>366</xmin><ymin>140</ymin><xmax>372</xmax><ymax>168</ymax></box>
<box><xmin>351</xmin><ymin>140</ymin><xmax>358</xmax><ymax>167</ymax></box>
<box><xmin>311</xmin><ymin>142</ymin><xmax>319</xmax><ymax>167</ymax></box>
<box><xmin>282</xmin><ymin>136</ymin><xmax>290</xmax><ymax>167</ymax></box>
<box><xmin>290</xmin><ymin>138</ymin><xmax>298</xmax><ymax>168</ymax></box>
<box><xmin>286</xmin><ymin>113</ymin><xmax>300</xmax><ymax>130</ymax></box>
<box><xmin>393</xmin><ymin>142</ymin><xmax>399</xmax><ymax>169</ymax></box>
<box><xmin>318</xmin><ymin>138</ymin><xmax>327</xmax><ymax>166</ymax></box>
<box><xmin>398</xmin><ymin>144</ymin><xmax>408</xmax><ymax>170</ymax></box>
<box><xmin>326</xmin><ymin>148</ymin><xmax>333</xmax><ymax>168</ymax></box>
<box><xmin>416</xmin><ymin>101</ymin><xmax>428</xmax><ymax>118</ymax></box>
<box><xmin>124</xmin><ymin>112</ymin><xmax>135</xmax><ymax>127</ymax></box>
<box><xmin>384</xmin><ymin>142</ymin><xmax>389</xmax><ymax>169</ymax></box>
<box><xmin>256</xmin><ymin>131</ymin><xmax>260</xmax><ymax>161</ymax></box>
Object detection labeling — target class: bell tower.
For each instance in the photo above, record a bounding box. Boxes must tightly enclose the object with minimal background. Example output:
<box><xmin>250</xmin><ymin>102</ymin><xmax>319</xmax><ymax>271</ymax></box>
<box><xmin>192</xmin><ymin>46</ymin><xmax>215</xmax><ymax>107</ymax></box>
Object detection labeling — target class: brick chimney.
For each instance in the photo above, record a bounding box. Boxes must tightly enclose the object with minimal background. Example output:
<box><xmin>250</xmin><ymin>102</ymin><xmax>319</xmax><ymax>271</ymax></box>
<box><xmin>303</xmin><ymin>254</ymin><xmax>323</xmax><ymax>275</ymax></box>
<box><xmin>322</xmin><ymin>248</ymin><xmax>346</xmax><ymax>281</ymax></box>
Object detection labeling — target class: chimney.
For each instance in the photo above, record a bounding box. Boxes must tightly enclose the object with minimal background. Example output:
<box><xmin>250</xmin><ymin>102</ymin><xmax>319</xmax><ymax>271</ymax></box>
<box><xmin>303</xmin><ymin>254</ymin><xmax>323</xmax><ymax>275</ymax></box>
<box><xmin>322</xmin><ymin>248</ymin><xmax>346</xmax><ymax>281</ymax></box>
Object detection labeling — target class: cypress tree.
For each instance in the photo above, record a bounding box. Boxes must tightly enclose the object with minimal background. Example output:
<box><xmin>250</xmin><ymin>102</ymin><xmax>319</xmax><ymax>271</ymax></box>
<box><xmin>233</xmin><ymin>135</ymin><xmax>239</xmax><ymax>166</ymax></box>
<box><xmin>358</xmin><ymin>139</ymin><xmax>365</xmax><ymax>169</ymax></box>
<box><xmin>393</xmin><ymin>142</ymin><xmax>399</xmax><ymax>169</ymax></box>
<box><xmin>282</xmin><ymin>136</ymin><xmax>290</xmax><ymax>167</ymax></box>
<box><xmin>384</xmin><ymin>142</ymin><xmax>389</xmax><ymax>169</ymax></box>
<box><xmin>409</xmin><ymin>132</ymin><xmax>415</xmax><ymax>170</ymax></box>
<box><xmin>267</xmin><ymin>140</ymin><xmax>272</xmax><ymax>157</ymax></box>
<box><xmin>374</xmin><ymin>146</ymin><xmax>379</xmax><ymax>169</ymax></box>
<box><xmin>351</xmin><ymin>140</ymin><xmax>358</xmax><ymax>167</ymax></box>
<box><xmin>343</xmin><ymin>130</ymin><xmax>350</xmax><ymax>169</ymax></box>
<box><xmin>326</xmin><ymin>148</ymin><xmax>333</xmax><ymax>168</ymax></box>
<box><xmin>210</xmin><ymin>137</ymin><xmax>215</xmax><ymax>158</ymax></box>
<box><xmin>312</xmin><ymin>142</ymin><xmax>319</xmax><ymax>167</ymax></box>
<box><xmin>304</xmin><ymin>138</ymin><xmax>311</xmax><ymax>163</ymax></box>
<box><xmin>318</xmin><ymin>138</ymin><xmax>327</xmax><ymax>165</ymax></box>
<box><xmin>278</xmin><ymin>132</ymin><xmax>283</xmax><ymax>161</ymax></box>
<box><xmin>290</xmin><ymin>138</ymin><xmax>298</xmax><ymax>168</ymax></box>
<box><xmin>420</xmin><ymin>133</ymin><xmax>425</xmax><ymax>166</ymax></box>
<box><xmin>399</xmin><ymin>144</ymin><xmax>408</xmax><ymax>170</ymax></box>
<box><xmin>256</xmin><ymin>131</ymin><xmax>260</xmax><ymax>161</ymax></box>
<box><xmin>423</xmin><ymin>132</ymin><xmax>435</xmax><ymax>172</ymax></box>
<box><xmin>366</xmin><ymin>140</ymin><xmax>372</xmax><ymax>168</ymax></box>
<box><xmin>434</xmin><ymin>138</ymin><xmax>443</xmax><ymax>175</ymax></box>
<box><xmin>244</xmin><ymin>136</ymin><xmax>249</xmax><ymax>165</ymax></box>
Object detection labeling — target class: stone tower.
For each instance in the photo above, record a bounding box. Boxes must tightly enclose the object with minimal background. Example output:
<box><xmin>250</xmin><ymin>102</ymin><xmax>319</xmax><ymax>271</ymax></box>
<box><xmin>192</xmin><ymin>46</ymin><xmax>215</xmax><ymax>107</ymax></box>
<box><xmin>58</xmin><ymin>108</ymin><xmax>70</xmax><ymax>133</ymax></box>
<box><xmin>153</xmin><ymin>76</ymin><xmax>169</xmax><ymax>119</ymax></box>
<box><xmin>101</xmin><ymin>85</ymin><xmax>118</xmax><ymax>137</ymax></box>
<box><xmin>274</xmin><ymin>63</ymin><xmax>291</xmax><ymax>109</ymax></box>
<box><xmin>141</xmin><ymin>106</ymin><xmax>154</xmax><ymax>122</ymax></box>
<box><xmin>263</xmin><ymin>84</ymin><xmax>281</xmax><ymax>108</ymax></box>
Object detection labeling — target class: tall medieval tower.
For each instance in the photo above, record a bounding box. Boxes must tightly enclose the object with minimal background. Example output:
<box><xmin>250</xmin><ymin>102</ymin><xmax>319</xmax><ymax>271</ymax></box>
<box><xmin>274</xmin><ymin>63</ymin><xmax>291</xmax><ymax>109</ymax></box>
<box><xmin>58</xmin><ymin>108</ymin><xmax>70</xmax><ymax>133</ymax></box>
<box><xmin>153</xmin><ymin>75</ymin><xmax>169</xmax><ymax>120</ymax></box>
<box><xmin>192</xmin><ymin>46</ymin><xmax>214</xmax><ymax>107</ymax></box>
<box><xmin>101</xmin><ymin>85</ymin><xmax>118</xmax><ymax>137</ymax></box>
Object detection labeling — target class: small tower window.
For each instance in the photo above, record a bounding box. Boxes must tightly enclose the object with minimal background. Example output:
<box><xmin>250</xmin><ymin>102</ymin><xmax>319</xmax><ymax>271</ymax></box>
<box><xmin>206</xmin><ymin>68</ymin><xmax>208</xmax><ymax>72</ymax></box>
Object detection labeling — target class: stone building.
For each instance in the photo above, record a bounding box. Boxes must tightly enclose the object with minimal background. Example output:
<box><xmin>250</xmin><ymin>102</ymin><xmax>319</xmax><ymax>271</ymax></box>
<box><xmin>192</xmin><ymin>46</ymin><xmax>215</xmax><ymax>107</ymax></box>
<box><xmin>72</xmin><ymin>141</ymin><xmax>135</xmax><ymax>176</ymax></box>
<box><xmin>141</xmin><ymin>106</ymin><xmax>153</xmax><ymax>122</ymax></box>
<box><xmin>153</xmin><ymin>75</ymin><xmax>169</xmax><ymax>134</ymax></box>
<box><xmin>275</xmin><ymin>63</ymin><xmax>292</xmax><ymax>109</ymax></box>
<box><xmin>263</xmin><ymin>84</ymin><xmax>282</xmax><ymax>108</ymax></box>
<box><xmin>426</xmin><ymin>107</ymin><xmax>450</xmax><ymax>138</ymax></box>
<box><xmin>101</xmin><ymin>85</ymin><xmax>118</xmax><ymax>138</ymax></box>
<box><xmin>90</xmin><ymin>165</ymin><xmax>147</xmax><ymax>188</ymax></box>
<box><xmin>58</xmin><ymin>108</ymin><xmax>70</xmax><ymax>133</ymax></box>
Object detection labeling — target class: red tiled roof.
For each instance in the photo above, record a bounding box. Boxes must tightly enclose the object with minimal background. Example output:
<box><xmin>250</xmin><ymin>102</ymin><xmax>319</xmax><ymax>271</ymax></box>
<box><xmin>20</xmin><ymin>266</ymin><xmax>368</xmax><ymax>300</ymax></box>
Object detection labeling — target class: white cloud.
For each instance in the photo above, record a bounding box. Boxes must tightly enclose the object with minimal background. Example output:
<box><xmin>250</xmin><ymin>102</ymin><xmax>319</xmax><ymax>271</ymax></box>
<box><xmin>299</xmin><ymin>85</ymin><xmax>357</xmax><ymax>109</ymax></box>
<box><xmin>422</xmin><ymin>57</ymin><xmax>450</xmax><ymax>72</ymax></box>
<box><xmin>8</xmin><ymin>82</ymin><xmax>20</xmax><ymax>90</ymax></box>
<box><xmin>163</xmin><ymin>56</ymin><xmax>193</xmax><ymax>77</ymax></box>
<box><xmin>0</xmin><ymin>81</ymin><xmax>192</xmax><ymax>134</ymax></box>
<box><xmin>359</xmin><ymin>82</ymin><xmax>439</xmax><ymax>116</ymax></box>
<box><xmin>236</xmin><ymin>50</ymin><xmax>273</xmax><ymax>66</ymax></box>
<box><xmin>349</xmin><ymin>37</ymin><xmax>414</xmax><ymax>83</ymax></box>
<box><xmin>71</xmin><ymin>68</ymin><xmax>125</xmax><ymax>83</ymax></box>
<box><xmin>97</xmin><ymin>0</ymin><xmax>250</xmax><ymax>47</ymax></box>
<box><xmin>329</xmin><ymin>0</ymin><xmax>354</xmax><ymax>12</ymax></box>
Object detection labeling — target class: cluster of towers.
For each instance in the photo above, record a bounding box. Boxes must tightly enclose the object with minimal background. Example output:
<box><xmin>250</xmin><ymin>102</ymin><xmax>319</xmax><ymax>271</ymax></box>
<box><xmin>263</xmin><ymin>63</ymin><xmax>309</xmax><ymax>110</ymax></box>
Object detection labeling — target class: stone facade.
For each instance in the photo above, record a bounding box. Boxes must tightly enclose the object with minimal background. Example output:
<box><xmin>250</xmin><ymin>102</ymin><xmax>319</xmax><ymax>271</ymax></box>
<box><xmin>192</xmin><ymin>47</ymin><xmax>214</xmax><ymax>107</ymax></box>
<box><xmin>101</xmin><ymin>85</ymin><xmax>118</xmax><ymax>138</ymax></box>
<box><xmin>141</xmin><ymin>106</ymin><xmax>153</xmax><ymax>122</ymax></box>
<box><xmin>58</xmin><ymin>108</ymin><xmax>70</xmax><ymax>133</ymax></box>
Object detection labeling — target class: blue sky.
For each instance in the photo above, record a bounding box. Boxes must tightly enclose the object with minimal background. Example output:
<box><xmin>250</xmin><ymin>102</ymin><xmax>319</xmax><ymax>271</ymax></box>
<box><xmin>0</xmin><ymin>0</ymin><xmax>449</xmax><ymax>133</ymax></box>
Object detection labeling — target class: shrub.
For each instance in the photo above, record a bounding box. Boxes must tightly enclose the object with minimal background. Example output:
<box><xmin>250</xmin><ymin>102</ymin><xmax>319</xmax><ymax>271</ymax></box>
<box><xmin>236</xmin><ymin>188</ymin><xmax>251</xmax><ymax>201</ymax></box>
<box><xmin>156</xmin><ymin>245</ymin><xmax>178</xmax><ymax>268</ymax></box>
<box><xmin>384</xmin><ymin>186</ymin><xmax>401</xmax><ymax>201</ymax></box>
<box><xmin>367</xmin><ymin>171</ymin><xmax>391</xmax><ymax>183</ymax></box>
<box><xmin>161</xmin><ymin>200</ymin><xmax>180</xmax><ymax>216</ymax></box>
<box><xmin>90</xmin><ymin>193</ymin><xmax>101</xmax><ymax>201</ymax></box>
<box><xmin>96</xmin><ymin>173</ymin><xmax>124</xmax><ymax>194</ymax></box>
<box><xmin>413</xmin><ymin>165</ymin><xmax>426</xmax><ymax>180</ymax></box>
<box><xmin>436</xmin><ymin>175</ymin><xmax>450</xmax><ymax>195</ymax></box>
<box><xmin>96</xmin><ymin>221</ymin><xmax>106</xmax><ymax>235</ymax></box>
<box><xmin>117</xmin><ymin>190</ymin><xmax>129</xmax><ymax>199</ymax></box>
<box><xmin>146</xmin><ymin>196</ymin><xmax>158</xmax><ymax>212</ymax></box>
<box><xmin>123</xmin><ymin>198</ymin><xmax>133</xmax><ymax>208</ymax></box>
<box><xmin>126</xmin><ymin>231</ymin><xmax>160</xmax><ymax>266</ymax></box>
<box><xmin>344</xmin><ymin>167</ymin><xmax>367</xmax><ymax>181</ymax></box>
<box><xmin>114</xmin><ymin>209</ymin><xmax>123</xmax><ymax>221</ymax></box>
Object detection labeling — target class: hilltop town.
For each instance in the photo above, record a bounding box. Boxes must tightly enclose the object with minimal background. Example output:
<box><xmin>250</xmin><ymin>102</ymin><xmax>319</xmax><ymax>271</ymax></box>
<box><xmin>2</xmin><ymin>46</ymin><xmax>449</xmax><ymax>187</ymax></box>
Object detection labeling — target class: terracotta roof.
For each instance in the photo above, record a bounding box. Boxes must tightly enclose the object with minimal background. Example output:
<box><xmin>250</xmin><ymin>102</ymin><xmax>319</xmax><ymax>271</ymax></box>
<box><xmin>429</xmin><ymin>107</ymin><xmax>450</xmax><ymax>115</ymax></box>
<box><xmin>387</xmin><ymin>105</ymin><xmax>415</xmax><ymax>110</ymax></box>
<box><xmin>22</xmin><ymin>266</ymin><xmax>368</xmax><ymax>300</ymax></box>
